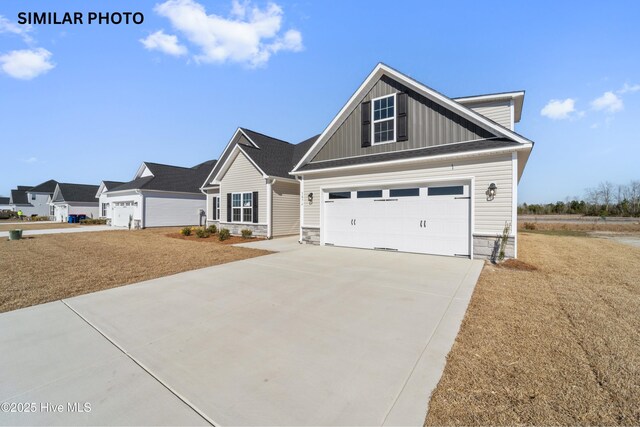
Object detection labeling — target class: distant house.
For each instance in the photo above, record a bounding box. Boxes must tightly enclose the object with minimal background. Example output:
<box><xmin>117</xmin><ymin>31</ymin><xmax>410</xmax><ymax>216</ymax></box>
<box><xmin>95</xmin><ymin>180</ymin><xmax>125</xmax><ymax>221</ymax></box>
<box><xmin>201</xmin><ymin>128</ymin><xmax>314</xmax><ymax>238</ymax></box>
<box><xmin>102</xmin><ymin>160</ymin><xmax>216</xmax><ymax>228</ymax></box>
<box><xmin>26</xmin><ymin>179</ymin><xmax>58</xmax><ymax>217</ymax></box>
<box><xmin>9</xmin><ymin>186</ymin><xmax>33</xmax><ymax>214</ymax></box>
<box><xmin>50</xmin><ymin>183</ymin><xmax>100</xmax><ymax>222</ymax></box>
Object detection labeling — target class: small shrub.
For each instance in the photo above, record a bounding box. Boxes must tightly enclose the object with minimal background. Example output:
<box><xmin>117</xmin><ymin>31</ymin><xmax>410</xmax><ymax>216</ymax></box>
<box><xmin>498</xmin><ymin>221</ymin><xmax>512</xmax><ymax>262</ymax></box>
<box><xmin>195</xmin><ymin>228</ymin><xmax>210</xmax><ymax>238</ymax></box>
<box><xmin>241</xmin><ymin>228</ymin><xmax>253</xmax><ymax>239</ymax></box>
<box><xmin>180</xmin><ymin>226</ymin><xmax>192</xmax><ymax>236</ymax></box>
<box><xmin>31</xmin><ymin>215</ymin><xmax>50</xmax><ymax>222</ymax></box>
<box><xmin>80</xmin><ymin>218</ymin><xmax>107</xmax><ymax>225</ymax></box>
<box><xmin>206</xmin><ymin>224</ymin><xmax>217</xmax><ymax>234</ymax></box>
<box><xmin>218</xmin><ymin>228</ymin><xmax>230</xmax><ymax>241</ymax></box>
<box><xmin>523</xmin><ymin>222</ymin><xmax>536</xmax><ymax>230</ymax></box>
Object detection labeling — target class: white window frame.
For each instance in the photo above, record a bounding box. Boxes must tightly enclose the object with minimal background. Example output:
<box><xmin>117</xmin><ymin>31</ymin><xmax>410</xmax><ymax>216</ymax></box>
<box><xmin>371</xmin><ymin>93</ymin><xmax>397</xmax><ymax>145</ymax></box>
<box><xmin>101</xmin><ymin>203</ymin><xmax>108</xmax><ymax>217</ymax></box>
<box><xmin>214</xmin><ymin>196</ymin><xmax>220</xmax><ymax>221</ymax></box>
<box><xmin>231</xmin><ymin>192</ymin><xmax>253</xmax><ymax>223</ymax></box>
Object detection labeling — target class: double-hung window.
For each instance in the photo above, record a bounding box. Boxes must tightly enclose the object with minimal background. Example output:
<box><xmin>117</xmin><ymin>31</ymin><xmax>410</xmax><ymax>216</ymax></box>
<box><xmin>372</xmin><ymin>94</ymin><xmax>395</xmax><ymax>143</ymax></box>
<box><xmin>101</xmin><ymin>203</ymin><xmax>108</xmax><ymax>217</ymax></box>
<box><xmin>214</xmin><ymin>196</ymin><xmax>220</xmax><ymax>220</ymax></box>
<box><xmin>232</xmin><ymin>192</ymin><xmax>253</xmax><ymax>222</ymax></box>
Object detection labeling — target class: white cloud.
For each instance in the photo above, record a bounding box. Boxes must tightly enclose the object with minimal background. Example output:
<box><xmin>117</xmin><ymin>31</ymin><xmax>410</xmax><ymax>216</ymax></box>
<box><xmin>590</xmin><ymin>91</ymin><xmax>623</xmax><ymax>113</ymax></box>
<box><xmin>25</xmin><ymin>157</ymin><xmax>38</xmax><ymax>164</ymax></box>
<box><xmin>152</xmin><ymin>0</ymin><xmax>303</xmax><ymax>67</ymax></box>
<box><xmin>140</xmin><ymin>30</ymin><xmax>188</xmax><ymax>56</ymax></box>
<box><xmin>0</xmin><ymin>48</ymin><xmax>54</xmax><ymax>80</ymax></box>
<box><xmin>618</xmin><ymin>83</ymin><xmax>640</xmax><ymax>94</ymax></box>
<box><xmin>0</xmin><ymin>15</ymin><xmax>33</xmax><ymax>43</ymax></box>
<box><xmin>540</xmin><ymin>98</ymin><xmax>576</xmax><ymax>120</ymax></box>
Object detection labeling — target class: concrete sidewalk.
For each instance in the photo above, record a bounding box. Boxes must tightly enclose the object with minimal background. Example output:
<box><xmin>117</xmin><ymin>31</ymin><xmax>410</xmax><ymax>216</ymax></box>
<box><xmin>0</xmin><ymin>225</ymin><xmax>113</xmax><ymax>238</ymax></box>
<box><xmin>0</xmin><ymin>242</ymin><xmax>483</xmax><ymax>426</ymax></box>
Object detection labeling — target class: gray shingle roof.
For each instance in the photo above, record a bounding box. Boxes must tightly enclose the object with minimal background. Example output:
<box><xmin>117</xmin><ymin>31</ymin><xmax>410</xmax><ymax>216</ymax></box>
<box><xmin>103</xmin><ymin>181</ymin><xmax>125</xmax><ymax>190</ymax></box>
<box><xmin>29</xmin><ymin>179</ymin><xmax>58</xmax><ymax>193</ymax></box>
<box><xmin>235</xmin><ymin>128</ymin><xmax>319</xmax><ymax>179</ymax></box>
<box><xmin>110</xmin><ymin>160</ymin><xmax>217</xmax><ymax>194</ymax></box>
<box><xmin>10</xmin><ymin>188</ymin><xmax>31</xmax><ymax>205</ymax></box>
<box><xmin>0</xmin><ymin>197</ymin><xmax>11</xmax><ymax>204</ymax></box>
<box><xmin>297</xmin><ymin>138</ymin><xmax>521</xmax><ymax>172</ymax></box>
<box><xmin>55</xmin><ymin>183</ymin><xmax>101</xmax><ymax>203</ymax></box>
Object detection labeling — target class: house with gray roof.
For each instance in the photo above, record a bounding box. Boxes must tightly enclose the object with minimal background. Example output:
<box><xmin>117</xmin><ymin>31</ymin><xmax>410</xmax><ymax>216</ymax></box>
<box><xmin>0</xmin><ymin>196</ymin><xmax>11</xmax><ymax>211</ymax></box>
<box><xmin>201</xmin><ymin>128</ymin><xmax>317</xmax><ymax>238</ymax></box>
<box><xmin>203</xmin><ymin>63</ymin><xmax>533</xmax><ymax>259</ymax></box>
<box><xmin>102</xmin><ymin>160</ymin><xmax>216</xmax><ymax>228</ymax></box>
<box><xmin>50</xmin><ymin>183</ymin><xmax>100</xmax><ymax>222</ymax></box>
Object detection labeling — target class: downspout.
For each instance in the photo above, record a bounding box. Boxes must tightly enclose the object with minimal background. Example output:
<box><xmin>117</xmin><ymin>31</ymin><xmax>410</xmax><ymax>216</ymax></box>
<box><xmin>135</xmin><ymin>190</ymin><xmax>145</xmax><ymax>229</ymax></box>
<box><xmin>297</xmin><ymin>175</ymin><xmax>303</xmax><ymax>244</ymax></box>
<box><xmin>266</xmin><ymin>178</ymin><xmax>273</xmax><ymax>239</ymax></box>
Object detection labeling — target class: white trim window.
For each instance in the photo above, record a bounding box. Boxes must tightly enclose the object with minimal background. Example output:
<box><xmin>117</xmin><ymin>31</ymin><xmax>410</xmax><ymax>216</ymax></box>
<box><xmin>101</xmin><ymin>203</ymin><xmax>108</xmax><ymax>217</ymax></box>
<box><xmin>372</xmin><ymin>94</ymin><xmax>396</xmax><ymax>144</ymax></box>
<box><xmin>232</xmin><ymin>192</ymin><xmax>253</xmax><ymax>223</ymax></box>
<box><xmin>49</xmin><ymin>205</ymin><xmax>55</xmax><ymax>216</ymax></box>
<box><xmin>215</xmin><ymin>196</ymin><xmax>220</xmax><ymax>220</ymax></box>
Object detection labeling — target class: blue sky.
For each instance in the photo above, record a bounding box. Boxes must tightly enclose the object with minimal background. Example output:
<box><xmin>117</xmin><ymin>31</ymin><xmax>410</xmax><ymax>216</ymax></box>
<box><xmin>1</xmin><ymin>0</ymin><xmax>639</xmax><ymax>203</ymax></box>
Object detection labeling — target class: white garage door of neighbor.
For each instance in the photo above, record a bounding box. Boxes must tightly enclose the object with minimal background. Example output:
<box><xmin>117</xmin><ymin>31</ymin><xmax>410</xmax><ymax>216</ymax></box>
<box><xmin>112</xmin><ymin>204</ymin><xmax>135</xmax><ymax>227</ymax></box>
<box><xmin>323</xmin><ymin>184</ymin><xmax>470</xmax><ymax>257</ymax></box>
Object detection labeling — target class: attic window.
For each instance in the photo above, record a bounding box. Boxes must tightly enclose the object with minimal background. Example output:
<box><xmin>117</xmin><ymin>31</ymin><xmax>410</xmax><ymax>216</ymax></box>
<box><xmin>372</xmin><ymin>94</ymin><xmax>395</xmax><ymax>143</ymax></box>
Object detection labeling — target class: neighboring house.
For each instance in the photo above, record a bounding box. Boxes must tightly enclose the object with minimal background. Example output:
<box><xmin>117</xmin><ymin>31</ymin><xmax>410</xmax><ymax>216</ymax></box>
<box><xmin>290</xmin><ymin>63</ymin><xmax>533</xmax><ymax>259</ymax></box>
<box><xmin>95</xmin><ymin>180</ymin><xmax>125</xmax><ymax>221</ymax></box>
<box><xmin>9</xmin><ymin>186</ymin><xmax>34</xmax><ymax>214</ymax></box>
<box><xmin>201</xmin><ymin>128</ymin><xmax>316</xmax><ymax>238</ymax></box>
<box><xmin>0</xmin><ymin>196</ymin><xmax>11</xmax><ymax>211</ymax></box>
<box><xmin>103</xmin><ymin>160</ymin><xmax>216</xmax><ymax>228</ymax></box>
<box><xmin>25</xmin><ymin>179</ymin><xmax>58</xmax><ymax>217</ymax></box>
<box><xmin>50</xmin><ymin>183</ymin><xmax>100</xmax><ymax>222</ymax></box>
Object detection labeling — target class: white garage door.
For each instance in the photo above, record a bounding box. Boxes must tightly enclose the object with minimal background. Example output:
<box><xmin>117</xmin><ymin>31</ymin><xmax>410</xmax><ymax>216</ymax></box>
<box><xmin>112</xmin><ymin>204</ymin><xmax>135</xmax><ymax>227</ymax></box>
<box><xmin>323</xmin><ymin>184</ymin><xmax>470</xmax><ymax>257</ymax></box>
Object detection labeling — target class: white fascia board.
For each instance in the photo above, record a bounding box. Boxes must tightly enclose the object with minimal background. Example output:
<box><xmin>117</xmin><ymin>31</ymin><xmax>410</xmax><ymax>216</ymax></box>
<box><xmin>295</xmin><ymin>143</ymin><xmax>532</xmax><ymax>176</ymax></box>
<box><xmin>201</xmin><ymin>127</ymin><xmax>259</xmax><ymax>188</ymax></box>
<box><xmin>212</xmin><ymin>145</ymin><xmax>268</xmax><ymax>183</ymax></box>
<box><xmin>95</xmin><ymin>182</ymin><xmax>107</xmax><ymax>199</ymax></box>
<box><xmin>455</xmin><ymin>91</ymin><xmax>525</xmax><ymax>124</ymax></box>
<box><xmin>291</xmin><ymin>63</ymin><xmax>533</xmax><ymax>173</ymax></box>
<box><xmin>106</xmin><ymin>188</ymin><xmax>203</xmax><ymax>197</ymax></box>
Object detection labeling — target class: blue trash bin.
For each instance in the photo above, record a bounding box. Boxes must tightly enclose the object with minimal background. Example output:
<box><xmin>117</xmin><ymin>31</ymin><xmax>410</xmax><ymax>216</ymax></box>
<box><xmin>77</xmin><ymin>214</ymin><xmax>87</xmax><ymax>222</ymax></box>
<box><xmin>68</xmin><ymin>214</ymin><xmax>78</xmax><ymax>223</ymax></box>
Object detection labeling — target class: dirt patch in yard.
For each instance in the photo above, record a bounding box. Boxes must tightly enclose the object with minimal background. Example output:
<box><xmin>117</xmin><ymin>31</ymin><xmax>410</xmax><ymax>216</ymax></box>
<box><xmin>0</xmin><ymin>227</ymin><xmax>271</xmax><ymax>313</ymax></box>
<box><xmin>519</xmin><ymin>221</ymin><xmax>640</xmax><ymax>233</ymax></box>
<box><xmin>0</xmin><ymin>223</ymin><xmax>80</xmax><ymax>231</ymax></box>
<box><xmin>425</xmin><ymin>232</ymin><xmax>640</xmax><ymax>426</ymax></box>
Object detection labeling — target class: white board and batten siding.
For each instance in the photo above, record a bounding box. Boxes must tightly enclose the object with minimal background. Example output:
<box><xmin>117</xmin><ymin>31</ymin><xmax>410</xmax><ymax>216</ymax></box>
<box><xmin>303</xmin><ymin>153</ymin><xmax>514</xmax><ymax>236</ymax></box>
<box><xmin>271</xmin><ymin>180</ymin><xmax>300</xmax><ymax>236</ymax></box>
<box><xmin>219</xmin><ymin>151</ymin><xmax>267</xmax><ymax>224</ymax></box>
<box><xmin>144</xmin><ymin>192</ymin><xmax>205</xmax><ymax>227</ymax></box>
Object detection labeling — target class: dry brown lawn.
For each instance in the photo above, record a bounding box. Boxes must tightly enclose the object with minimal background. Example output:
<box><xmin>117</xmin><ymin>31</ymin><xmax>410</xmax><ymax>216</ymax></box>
<box><xmin>0</xmin><ymin>228</ymin><xmax>270</xmax><ymax>313</ymax></box>
<box><xmin>0</xmin><ymin>222</ymin><xmax>80</xmax><ymax>231</ymax></box>
<box><xmin>425</xmin><ymin>232</ymin><xmax>640</xmax><ymax>426</ymax></box>
<box><xmin>519</xmin><ymin>220</ymin><xmax>640</xmax><ymax>233</ymax></box>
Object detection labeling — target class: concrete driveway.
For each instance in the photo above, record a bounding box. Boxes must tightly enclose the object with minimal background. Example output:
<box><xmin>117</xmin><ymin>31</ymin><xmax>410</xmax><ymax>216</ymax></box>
<box><xmin>0</xmin><ymin>237</ymin><xmax>483</xmax><ymax>426</ymax></box>
<box><xmin>0</xmin><ymin>225</ymin><xmax>112</xmax><ymax>238</ymax></box>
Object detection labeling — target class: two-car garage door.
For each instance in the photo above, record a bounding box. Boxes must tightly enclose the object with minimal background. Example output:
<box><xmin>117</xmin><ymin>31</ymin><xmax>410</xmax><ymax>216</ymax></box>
<box><xmin>323</xmin><ymin>183</ymin><xmax>470</xmax><ymax>257</ymax></box>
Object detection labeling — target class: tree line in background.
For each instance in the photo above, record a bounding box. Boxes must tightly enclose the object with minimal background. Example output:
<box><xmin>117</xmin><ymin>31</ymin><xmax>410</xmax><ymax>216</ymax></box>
<box><xmin>519</xmin><ymin>180</ymin><xmax>640</xmax><ymax>217</ymax></box>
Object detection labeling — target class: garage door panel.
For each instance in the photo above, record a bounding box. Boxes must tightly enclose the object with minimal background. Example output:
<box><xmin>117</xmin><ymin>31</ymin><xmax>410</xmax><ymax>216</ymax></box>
<box><xmin>113</xmin><ymin>206</ymin><xmax>134</xmax><ymax>227</ymax></box>
<box><xmin>323</xmin><ymin>183</ymin><xmax>470</xmax><ymax>257</ymax></box>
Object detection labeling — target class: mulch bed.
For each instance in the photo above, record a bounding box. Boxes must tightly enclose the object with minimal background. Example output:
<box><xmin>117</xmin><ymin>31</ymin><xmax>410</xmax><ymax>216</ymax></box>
<box><xmin>166</xmin><ymin>233</ymin><xmax>265</xmax><ymax>245</ymax></box>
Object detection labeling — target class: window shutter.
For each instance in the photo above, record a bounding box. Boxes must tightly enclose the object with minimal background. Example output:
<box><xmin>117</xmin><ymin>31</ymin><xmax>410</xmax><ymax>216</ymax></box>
<box><xmin>397</xmin><ymin>92</ymin><xmax>408</xmax><ymax>142</ymax></box>
<box><xmin>361</xmin><ymin>101</ymin><xmax>371</xmax><ymax>147</ymax></box>
<box><xmin>213</xmin><ymin>197</ymin><xmax>218</xmax><ymax>220</ymax></box>
<box><xmin>252</xmin><ymin>191</ymin><xmax>259</xmax><ymax>223</ymax></box>
<box><xmin>226</xmin><ymin>193</ymin><xmax>231</xmax><ymax>222</ymax></box>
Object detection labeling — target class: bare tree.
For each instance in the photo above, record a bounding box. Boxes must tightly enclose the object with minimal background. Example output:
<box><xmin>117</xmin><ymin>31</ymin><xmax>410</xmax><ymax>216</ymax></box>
<box><xmin>598</xmin><ymin>181</ymin><xmax>615</xmax><ymax>213</ymax></box>
<box><xmin>628</xmin><ymin>180</ymin><xmax>640</xmax><ymax>215</ymax></box>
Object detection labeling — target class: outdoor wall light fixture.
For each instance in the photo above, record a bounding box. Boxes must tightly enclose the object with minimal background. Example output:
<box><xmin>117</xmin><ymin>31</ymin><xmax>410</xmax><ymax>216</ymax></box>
<box><xmin>308</xmin><ymin>192</ymin><xmax>313</xmax><ymax>203</ymax></box>
<box><xmin>486</xmin><ymin>183</ymin><xmax>497</xmax><ymax>201</ymax></box>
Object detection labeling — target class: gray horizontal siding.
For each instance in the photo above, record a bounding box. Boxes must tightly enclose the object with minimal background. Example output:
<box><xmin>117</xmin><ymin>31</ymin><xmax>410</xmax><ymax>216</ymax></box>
<box><xmin>206</xmin><ymin>133</ymin><xmax>254</xmax><ymax>185</ymax></box>
<box><xmin>312</xmin><ymin>76</ymin><xmax>495</xmax><ymax>162</ymax></box>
